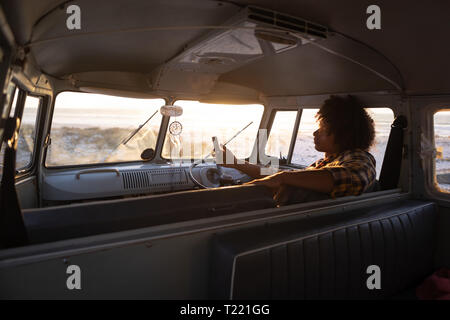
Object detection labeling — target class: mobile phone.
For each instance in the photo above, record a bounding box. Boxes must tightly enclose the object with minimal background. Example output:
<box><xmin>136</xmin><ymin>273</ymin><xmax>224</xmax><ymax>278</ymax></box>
<box><xmin>212</xmin><ymin>136</ymin><xmax>220</xmax><ymax>151</ymax></box>
<box><xmin>212</xmin><ymin>136</ymin><xmax>222</xmax><ymax>164</ymax></box>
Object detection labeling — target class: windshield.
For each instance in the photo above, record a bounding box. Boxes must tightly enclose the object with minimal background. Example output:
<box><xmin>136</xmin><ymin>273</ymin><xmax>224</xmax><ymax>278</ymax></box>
<box><xmin>45</xmin><ymin>92</ymin><xmax>164</xmax><ymax>166</ymax></box>
<box><xmin>162</xmin><ymin>100</ymin><xmax>264</xmax><ymax>160</ymax></box>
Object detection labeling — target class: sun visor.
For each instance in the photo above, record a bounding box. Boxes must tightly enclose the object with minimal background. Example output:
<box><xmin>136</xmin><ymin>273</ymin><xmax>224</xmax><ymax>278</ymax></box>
<box><xmin>78</xmin><ymin>86</ymin><xmax>159</xmax><ymax>99</ymax></box>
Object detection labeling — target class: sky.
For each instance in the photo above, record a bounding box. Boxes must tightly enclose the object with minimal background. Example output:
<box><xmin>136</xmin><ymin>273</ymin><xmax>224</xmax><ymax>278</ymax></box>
<box><xmin>49</xmin><ymin>91</ymin><xmax>398</xmax><ymax>127</ymax></box>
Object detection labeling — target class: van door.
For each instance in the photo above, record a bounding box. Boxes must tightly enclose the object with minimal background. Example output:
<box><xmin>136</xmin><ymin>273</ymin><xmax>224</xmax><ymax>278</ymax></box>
<box><xmin>410</xmin><ymin>95</ymin><xmax>450</xmax><ymax>270</ymax></box>
<box><xmin>0</xmin><ymin>12</ymin><xmax>15</xmax><ymax>144</ymax></box>
<box><xmin>0</xmin><ymin>14</ymin><xmax>29</xmax><ymax>248</ymax></box>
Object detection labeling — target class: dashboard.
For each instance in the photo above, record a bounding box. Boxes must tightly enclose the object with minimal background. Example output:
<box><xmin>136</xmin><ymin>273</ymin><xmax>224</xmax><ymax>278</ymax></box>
<box><xmin>41</xmin><ymin>162</ymin><xmax>253</xmax><ymax>202</ymax></box>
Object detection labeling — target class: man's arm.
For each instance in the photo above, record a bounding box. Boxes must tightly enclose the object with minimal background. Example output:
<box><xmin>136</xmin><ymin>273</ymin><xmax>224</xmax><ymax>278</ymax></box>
<box><xmin>249</xmin><ymin>154</ymin><xmax>376</xmax><ymax>198</ymax></box>
<box><xmin>219</xmin><ymin>144</ymin><xmax>267</xmax><ymax>179</ymax></box>
<box><xmin>280</xmin><ymin>169</ymin><xmax>334</xmax><ymax>193</ymax></box>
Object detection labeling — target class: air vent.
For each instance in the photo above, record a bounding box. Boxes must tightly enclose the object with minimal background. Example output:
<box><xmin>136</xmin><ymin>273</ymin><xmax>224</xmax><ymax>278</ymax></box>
<box><xmin>248</xmin><ymin>6</ymin><xmax>328</xmax><ymax>39</ymax></box>
<box><xmin>122</xmin><ymin>169</ymin><xmax>188</xmax><ymax>190</ymax></box>
<box><xmin>122</xmin><ymin>171</ymin><xmax>151</xmax><ymax>190</ymax></box>
<box><xmin>150</xmin><ymin>169</ymin><xmax>188</xmax><ymax>187</ymax></box>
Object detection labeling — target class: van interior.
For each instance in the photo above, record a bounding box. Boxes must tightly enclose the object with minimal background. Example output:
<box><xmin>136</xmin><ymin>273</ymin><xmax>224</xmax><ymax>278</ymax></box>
<box><xmin>0</xmin><ymin>0</ymin><xmax>449</xmax><ymax>299</ymax></box>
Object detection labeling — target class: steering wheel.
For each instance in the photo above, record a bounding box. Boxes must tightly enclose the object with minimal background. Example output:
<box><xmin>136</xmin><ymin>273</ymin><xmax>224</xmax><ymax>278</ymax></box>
<box><xmin>189</xmin><ymin>157</ymin><xmax>235</xmax><ymax>189</ymax></box>
<box><xmin>188</xmin><ymin>138</ymin><xmax>238</xmax><ymax>188</ymax></box>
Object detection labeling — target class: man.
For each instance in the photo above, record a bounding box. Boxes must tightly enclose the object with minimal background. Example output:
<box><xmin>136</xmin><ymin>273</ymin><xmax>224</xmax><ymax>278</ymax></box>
<box><xmin>221</xmin><ymin>95</ymin><xmax>377</xmax><ymax>204</ymax></box>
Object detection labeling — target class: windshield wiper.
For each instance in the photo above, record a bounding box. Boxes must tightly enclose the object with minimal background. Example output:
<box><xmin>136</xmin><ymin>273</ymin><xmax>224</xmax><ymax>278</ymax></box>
<box><xmin>102</xmin><ymin>109</ymin><xmax>158</xmax><ymax>162</ymax></box>
<box><xmin>121</xmin><ymin>110</ymin><xmax>158</xmax><ymax>145</ymax></box>
<box><xmin>200</xmin><ymin>121</ymin><xmax>254</xmax><ymax>161</ymax></box>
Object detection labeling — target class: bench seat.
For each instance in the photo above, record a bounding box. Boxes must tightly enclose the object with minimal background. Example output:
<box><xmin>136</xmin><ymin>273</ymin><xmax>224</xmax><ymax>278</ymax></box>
<box><xmin>209</xmin><ymin>200</ymin><xmax>437</xmax><ymax>299</ymax></box>
<box><xmin>24</xmin><ymin>185</ymin><xmax>275</xmax><ymax>243</ymax></box>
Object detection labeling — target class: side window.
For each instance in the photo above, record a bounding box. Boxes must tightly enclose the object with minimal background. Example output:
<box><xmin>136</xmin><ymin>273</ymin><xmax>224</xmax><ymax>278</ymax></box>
<box><xmin>0</xmin><ymin>86</ymin><xmax>19</xmax><ymax>179</ymax></box>
<box><xmin>1</xmin><ymin>83</ymin><xmax>17</xmax><ymax>119</ymax></box>
<box><xmin>291</xmin><ymin>107</ymin><xmax>395</xmax><ymax>178</ymax></box>
<box><xmin>291</xmin><ymin>109</ymin><xmax>322</xmax><ymax>166</ymax></box>
<box><xmin>8</xmin><ymin>87</ymin><xmax>19</xmax><ymax>117</ymax></box>
<box><xmin>434</xmin><ymin>110</ymin><xmax>450</xmax><ymax>193</ymax></box>
<box><xmin>368</xmin><ymin>108</ymin><xmax>395</xmax><ymax>178</ymax></box>
<box><xmin>265</xmin><ymin>110</ymin><xmax>297</xmax><ymax>159</ymax></box>
<box><xmin>16</xmin><ymin>95</ymin><xmax>41</xmax><ymax>170</ymax></box>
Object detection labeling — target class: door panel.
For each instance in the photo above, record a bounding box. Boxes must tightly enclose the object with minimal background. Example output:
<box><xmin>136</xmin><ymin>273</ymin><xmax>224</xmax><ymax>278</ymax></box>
<box><xmin>16</xmin><ymin>176</ymin><xmax>38</xmax><ymax>209</ymax></box>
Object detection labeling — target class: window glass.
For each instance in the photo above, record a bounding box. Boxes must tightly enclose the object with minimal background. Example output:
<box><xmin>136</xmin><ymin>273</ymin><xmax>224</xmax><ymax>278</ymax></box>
<box><xmin>291</xmin><ymin>109</ymin><xmax>322</xmax><ymax>166</ymax></box>
<box><xmin>369</xmin><ymin>108</ymin><xmax>395</xmax><ymax>178</ymax></box>
<box><xmin>8</xmin><ymin>87</ymin><xmax>19</xmax><ymax>117</ymax></box>
<box><xmin>291</xmin><ymin>107</ymin><xmax>395</xmax><ymax>178</ymax></box>
<box><xmin>265</xmin><ymin>111</ymin><xmax>297</xmax><ymax>159</ymax></box>
<box><xmin>1</xmin><ymin>83</ymin><xmax>16</xmax><ymax>119</ymax></box>
<box><xmin>162</xmin><ymin>101</ymin><xmax>263</xmax><ymax>159</ymax></box>
<box><xmin>46</xmin><ymin>92</ymin><xmax>164</xmax><ymax>166</ymax></box>
<box><xmin>16</xmin><ymin>95</ymin><xmax>41</xmax><ymax>169</ymax></box>
<box><xmin>434</xmin><ymin>110</ymin><xmax>450</xmax><ymax>193</ymax></box>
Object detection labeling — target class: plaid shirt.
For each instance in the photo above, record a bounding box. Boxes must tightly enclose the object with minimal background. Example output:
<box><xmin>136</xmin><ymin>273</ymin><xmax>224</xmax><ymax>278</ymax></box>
<box><xmin>307</xmin><ymin>149</ymin><xmax>376</xmax><ymax>198</ymax></box>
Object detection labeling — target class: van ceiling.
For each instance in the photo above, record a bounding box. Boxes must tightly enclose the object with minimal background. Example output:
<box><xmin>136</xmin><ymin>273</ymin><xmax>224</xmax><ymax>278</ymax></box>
<box><xmin>2</xmin><ymin>0</ymin><xmax>450</xmax><ymax>96</ymax></box>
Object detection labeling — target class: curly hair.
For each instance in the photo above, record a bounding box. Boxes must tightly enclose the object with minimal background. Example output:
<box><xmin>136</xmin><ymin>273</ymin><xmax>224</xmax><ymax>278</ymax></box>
<box><xmin>316</xmin><ymin>95</ymin><xmax>375</xmax><ymax>152</ymax></box>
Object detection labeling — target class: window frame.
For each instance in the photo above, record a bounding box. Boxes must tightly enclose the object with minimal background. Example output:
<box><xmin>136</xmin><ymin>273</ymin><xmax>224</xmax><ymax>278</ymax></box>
<box><xmin>15</xmin><ymin>92</ymin><xmax>44</xmax><ymax>175</ymax></box>
<box><xmin>43</xmin><ymin>91</ymin><xmax>167</xmax><ymax>169</ymax></box>
<box><xmin>287</xmin><ymin>107</ymin><xmax>321</xmax><ymax>167</ymax></box>
<box><xmin>263</xmin><ymin>107</ymin><xmax>301</xmax><ymax>162</ymax></box>
<box><xmin>429</xmin><ymin>106</ymin><xmax>450</xmax><ymax>197</ymax></box>
<box><xmin>408</xmin><ymin>100</ymin><xmax>449</xmax><ymax>201</ymax></box>
<box><xmin>0</xmin><ymin>82</ymin><xmax>17</xmax><ymax>180</ymax></box>
<box><xmin>0</xmin><ymin>81</ymin><xmax>46</xmax><ymax>179</ymax></box>
<box><xmin>3</xmin><ymin>82</ymin><xmax>17</xmax><ymax>118</ymax></box>
<box><xmin>160</xmin><ymin>100</ymin><xmax>266</xmax><ymax>162</ymax></box>
<box><xmin>287</xmin><ymin>105</ymin><xmax>398</xmax><ymax>178</ymax></box>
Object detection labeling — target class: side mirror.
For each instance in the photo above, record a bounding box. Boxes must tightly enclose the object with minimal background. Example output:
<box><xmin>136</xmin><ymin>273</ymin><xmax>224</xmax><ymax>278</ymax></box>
<box><xmin>160</xmin><ymin>105</ymin><xmax>183</xmax><ymax>117</ymax></box>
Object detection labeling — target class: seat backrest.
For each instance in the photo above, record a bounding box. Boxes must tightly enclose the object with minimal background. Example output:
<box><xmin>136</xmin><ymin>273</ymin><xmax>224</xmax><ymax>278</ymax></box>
<box><xmin>379</xmin><ymin>115</ymin><xmax>408</xmax><ymax>190</ymax></box>
<box><xmin>24</xmin><ymin>185</ymin><xmax>275</xmax><ymax>243</ymax></box>
<box><xmin>209</xmin><ymin>200</ymin><xmax>436</xmax><ymax>299</ymax></box>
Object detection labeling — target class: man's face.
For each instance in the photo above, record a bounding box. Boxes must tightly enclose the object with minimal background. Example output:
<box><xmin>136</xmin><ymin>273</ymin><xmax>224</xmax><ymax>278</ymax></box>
<box><xmin>313</xmin><ymin>120</ymin><xmax>339</xmax><ymax>154</ymax></box>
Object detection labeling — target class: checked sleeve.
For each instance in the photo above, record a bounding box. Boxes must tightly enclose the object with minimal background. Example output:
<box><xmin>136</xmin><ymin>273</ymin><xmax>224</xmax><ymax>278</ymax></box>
<box><xmin>318</xmin><ymin>152</ymin><xmax>376</xmax><ymax>198</ymax></box>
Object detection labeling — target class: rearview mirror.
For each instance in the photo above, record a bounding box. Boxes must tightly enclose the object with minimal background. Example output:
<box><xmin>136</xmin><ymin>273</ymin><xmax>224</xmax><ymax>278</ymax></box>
<box><xmin>160</xmin><ymin>105</ymin><xmax>183</xmax><ymax>117</ymax></box>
